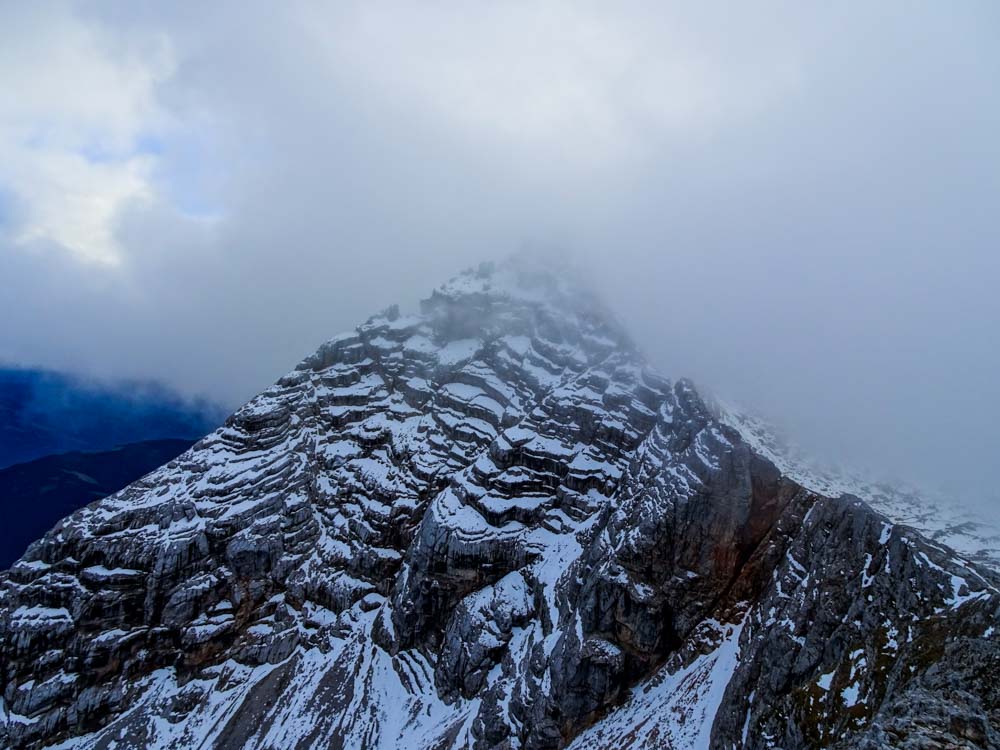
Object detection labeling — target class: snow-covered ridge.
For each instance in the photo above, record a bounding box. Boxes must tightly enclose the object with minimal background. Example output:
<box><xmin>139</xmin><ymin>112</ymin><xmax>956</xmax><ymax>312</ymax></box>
<box><xmin>716</xmin><ymin>404</ymin><xmax>1000</xmax><ymax>570</ymax></box>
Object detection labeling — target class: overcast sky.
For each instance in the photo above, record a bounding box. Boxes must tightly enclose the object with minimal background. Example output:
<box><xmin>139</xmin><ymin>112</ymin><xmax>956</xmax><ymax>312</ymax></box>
<box><xmin>2</xmin><ymin>1</ymin><xmax>998</xmax><ymax>512</ymax></box>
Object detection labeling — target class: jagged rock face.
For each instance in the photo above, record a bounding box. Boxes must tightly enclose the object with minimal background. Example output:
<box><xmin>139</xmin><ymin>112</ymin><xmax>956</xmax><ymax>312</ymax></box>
<box><xmin>1</xmin><ymin>260</ymin><xmax>998</xmax><ymax>750</ymax></box>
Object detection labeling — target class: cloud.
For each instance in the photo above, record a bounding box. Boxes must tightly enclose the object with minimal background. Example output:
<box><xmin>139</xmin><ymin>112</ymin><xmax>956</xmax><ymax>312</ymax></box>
<box><xmin>307</xmin><ymin>2</ymin><xmax>802</xmax><ymax>167</ymax></box>
<box><xmin>0</xmin><ymin>1</ymin><xmax>174</xmax><ymax>263</ymax></box>
<box><xmin>1</xmin><ymin>1</ymin><xmax>999</xmax><ymax>512</ymax></box>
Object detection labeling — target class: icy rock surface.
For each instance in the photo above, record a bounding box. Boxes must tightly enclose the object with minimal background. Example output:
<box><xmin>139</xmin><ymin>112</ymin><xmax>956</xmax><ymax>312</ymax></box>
<box><xmin>1</xmin><ymin>259</ymin><xmax>998</xmax><ymax>750</ymax></box>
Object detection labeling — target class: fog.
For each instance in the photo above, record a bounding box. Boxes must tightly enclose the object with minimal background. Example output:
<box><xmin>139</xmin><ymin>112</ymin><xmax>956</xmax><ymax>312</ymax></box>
<box><xmin>1</xmin><ymin>2</ymin><xmax>998</xmax><ymax>515</ymax></box>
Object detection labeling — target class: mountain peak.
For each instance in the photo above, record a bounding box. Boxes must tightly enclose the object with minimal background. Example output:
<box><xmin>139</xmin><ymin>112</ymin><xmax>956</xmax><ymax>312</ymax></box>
<box><xmin>299</xmin><ymin>255</ymin><xmax>637</xmax><ymax>379</ymax></box>
<box><xmin>2</xmin><ymin>263</ymin><xmax>997</xmax><ymax>750</ymax></box>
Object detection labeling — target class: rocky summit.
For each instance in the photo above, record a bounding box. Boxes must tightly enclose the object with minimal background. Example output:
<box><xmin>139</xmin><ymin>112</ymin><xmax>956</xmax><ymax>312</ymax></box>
<box><xmin>1</xmin><ymin>259</ymin><xmax>998</xmax><ymax>749</ymax></box>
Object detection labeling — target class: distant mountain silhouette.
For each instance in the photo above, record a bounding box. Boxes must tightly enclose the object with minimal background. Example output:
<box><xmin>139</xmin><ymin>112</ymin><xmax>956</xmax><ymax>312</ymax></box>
<box><xmin>0</xmin><ymin>438</ymin><xmax>197</xmax><ymax>568</ymax></box>
<box><xmin>0</xmin><ymin>367</ymin><xmax>223</xmax><ymax>469</ymax></box>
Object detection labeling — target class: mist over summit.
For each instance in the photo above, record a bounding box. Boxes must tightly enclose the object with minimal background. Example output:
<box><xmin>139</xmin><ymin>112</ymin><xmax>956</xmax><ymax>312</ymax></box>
<box><xmin>2</xmin><ymin>3</ymin><xmax>998</xmax><ymax>519</ymax></box>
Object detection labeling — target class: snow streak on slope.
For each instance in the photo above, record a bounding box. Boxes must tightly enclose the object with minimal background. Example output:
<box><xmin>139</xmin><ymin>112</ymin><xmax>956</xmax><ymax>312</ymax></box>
<box><xmin>567</xmin><ymin>617</ymin><xmax>746</xmax><ymax>750</ymax></box>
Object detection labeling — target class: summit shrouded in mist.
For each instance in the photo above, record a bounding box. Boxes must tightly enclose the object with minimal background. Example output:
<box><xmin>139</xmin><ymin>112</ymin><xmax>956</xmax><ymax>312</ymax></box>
<box><xmin>3</xmin><ymin>3</ymin><xmax>1000</xmax><ymax>520</ymax></box>
<box><xmin>2</xmin><ymin>259</ymin><xmax>997</xmax><ymax>749</ymax></box>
